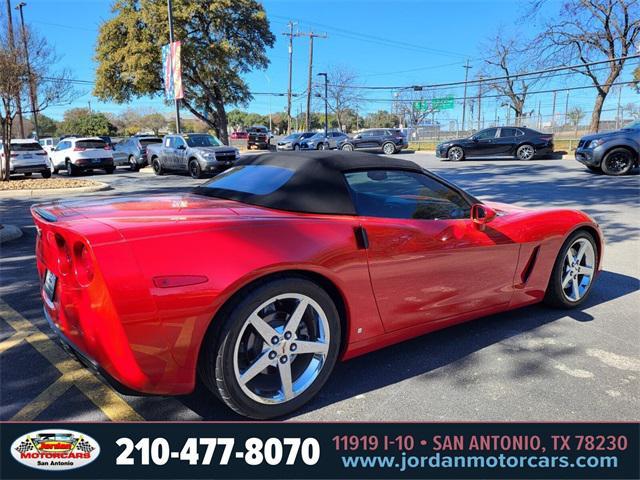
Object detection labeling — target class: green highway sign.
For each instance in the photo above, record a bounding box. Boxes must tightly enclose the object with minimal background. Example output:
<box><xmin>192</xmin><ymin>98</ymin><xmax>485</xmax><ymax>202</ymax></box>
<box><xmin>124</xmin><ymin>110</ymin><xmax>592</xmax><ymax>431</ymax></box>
<box><xmin>412</xmin><ymin>95</ymin><xmax>455</xmax><ymax>112</ymax></box>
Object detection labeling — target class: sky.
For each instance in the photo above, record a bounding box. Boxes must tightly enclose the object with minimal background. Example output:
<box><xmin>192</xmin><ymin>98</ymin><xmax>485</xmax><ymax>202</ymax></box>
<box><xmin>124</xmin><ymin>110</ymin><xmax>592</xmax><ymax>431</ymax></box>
<box><xmin>6</xmin><ymin>0</ymin><xmax>640</xmax><ymax>126</ymax></box>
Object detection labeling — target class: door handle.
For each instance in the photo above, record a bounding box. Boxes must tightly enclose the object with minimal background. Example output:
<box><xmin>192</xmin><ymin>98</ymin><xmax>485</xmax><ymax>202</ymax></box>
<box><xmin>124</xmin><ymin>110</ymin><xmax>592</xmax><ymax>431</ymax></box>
<box><xmin>354</xmin><ymin>226</ymin><xmax>369</xmax><ymax>249</ymax></box>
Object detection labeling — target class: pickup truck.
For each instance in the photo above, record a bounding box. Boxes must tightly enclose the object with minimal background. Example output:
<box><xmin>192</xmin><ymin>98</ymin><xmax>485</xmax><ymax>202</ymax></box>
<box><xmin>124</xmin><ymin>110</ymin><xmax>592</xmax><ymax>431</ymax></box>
<box><xmin>146</xmin><ymin>133</ymin><xmax>240</xmax><ymax>178</ymax></box>
<box><xmin>247</xmin><ymin>125</ymin><xmax>271</xmax><ymax>150</ymax></box>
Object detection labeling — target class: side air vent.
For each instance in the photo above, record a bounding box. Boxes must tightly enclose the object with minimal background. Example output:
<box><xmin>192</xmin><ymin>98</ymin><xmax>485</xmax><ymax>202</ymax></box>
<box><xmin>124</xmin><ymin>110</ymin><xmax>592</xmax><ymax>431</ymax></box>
<box><xmin>520</xmin><ymin>246</ymin><xmax>540</xmax><ymax>284</ymax></box>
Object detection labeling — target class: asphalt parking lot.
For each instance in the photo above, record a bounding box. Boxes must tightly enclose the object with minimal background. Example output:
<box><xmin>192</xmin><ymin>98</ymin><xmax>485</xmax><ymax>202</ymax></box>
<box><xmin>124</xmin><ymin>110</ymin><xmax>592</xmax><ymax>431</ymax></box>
<box><xmin>1</xmin><ymin>152</ymin><xmax>638</xmax><ymax>422</ymax></box>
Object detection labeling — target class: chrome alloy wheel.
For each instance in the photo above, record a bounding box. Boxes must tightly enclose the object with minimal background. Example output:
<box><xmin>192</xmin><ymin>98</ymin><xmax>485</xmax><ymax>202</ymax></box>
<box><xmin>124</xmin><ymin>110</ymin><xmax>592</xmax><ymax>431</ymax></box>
<box><xmin>233</xmin><ymin>293</ymin><xmax>330</xmax><ymax>405</ymax></box>
<box><xmin>561</xmin><ymin>238</ymin><xmax>596</xmax><ymax>302</ymax></box>
<box><xmin>517</xmin><ymin>144</ymin><xmax>535</xmax><ymax>160</ymax></box>
<box><xmin>448</xmin><ymin>146</ymin><xmax>463</xmax><ymax>161</ymax></box>
<box><xmin>383</xmin><ymin>142</ymin><xmax>395</xmax><ymax>155</ymax></box>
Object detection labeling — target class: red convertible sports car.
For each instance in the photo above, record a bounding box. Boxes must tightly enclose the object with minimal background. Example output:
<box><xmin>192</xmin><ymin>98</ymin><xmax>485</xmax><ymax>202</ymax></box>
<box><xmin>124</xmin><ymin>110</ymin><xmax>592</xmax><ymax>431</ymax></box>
<box><xmin>31</xmin><ymin>151</ymin><xmax>603</xmax><ymax>418</ymax></box>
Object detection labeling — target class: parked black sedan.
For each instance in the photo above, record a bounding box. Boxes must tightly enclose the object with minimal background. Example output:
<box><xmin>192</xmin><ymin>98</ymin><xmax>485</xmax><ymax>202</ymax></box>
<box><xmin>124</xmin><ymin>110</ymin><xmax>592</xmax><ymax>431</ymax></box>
<box><xmin>436</xmin><ymin>127</ymin><xmax>554</xmax><ymax>161</ymax></box>
<box><xmin>339</xmin><ymin>128</ymin><xmax>408</xmax><ymax>154</ymax></box>
<box><xmin>575</xmin><ymin>120</ymin><xmax>639</xmax><ymax>176</ymax></box>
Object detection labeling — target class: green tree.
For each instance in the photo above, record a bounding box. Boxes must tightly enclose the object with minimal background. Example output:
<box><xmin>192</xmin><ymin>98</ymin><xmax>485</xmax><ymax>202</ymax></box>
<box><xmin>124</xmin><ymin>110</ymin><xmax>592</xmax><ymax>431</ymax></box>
<box><xmin>632</xmin><ymin>66</ymin><xmax>640</xmax><ymax>93</ymax></box>
<box><xmin>36</xmin><ymin>114</ymin><xmax>59</xmax><ymax>137</ymax></box>
<box><xmin>94</xmin><ymin>0</ymin><xmax>275</xmax><ymax>144</ymax></box>
<box><xmin>364</xmin><ymin>110</ymin><xmax>398</xmax><ymax>129</ymax></box>
<box><xmin>140</xmin><ymin>112</ymin><xmax>167</xmax><ymax>134</ymax></box>
<box><xmin>59</xmin><ymin>109</ymin><xmax>117</xmax><ymax>136</ymax></box>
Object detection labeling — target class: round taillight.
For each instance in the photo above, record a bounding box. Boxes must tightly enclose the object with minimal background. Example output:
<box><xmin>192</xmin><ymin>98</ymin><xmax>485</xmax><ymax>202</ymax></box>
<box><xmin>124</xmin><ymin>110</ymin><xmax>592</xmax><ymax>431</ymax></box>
<box><xmin>73</xmin><ymin>242</ymin><xmax>94</xmax><ymax>286</ymax></box>
<box><xmin>55</xmin><ymin>234</ymin><xmax>72</xmax><ymax>276</ymax></box>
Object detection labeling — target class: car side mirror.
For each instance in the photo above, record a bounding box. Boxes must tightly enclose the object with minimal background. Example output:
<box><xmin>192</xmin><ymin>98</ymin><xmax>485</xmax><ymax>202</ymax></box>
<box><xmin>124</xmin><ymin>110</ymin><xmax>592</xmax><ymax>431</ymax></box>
<box><xmin>354</xmin><ymin>135</ymin><xmax>361</xmax><ymax>139</ymax></box>
<box><xmin>177</xmin><ymin>144</ymin><xmax>186</xmax><ymax>150</ymax></box>
<box><xmin>471</xmin><ymin>204</ymin><xmax>497</xmax><ymax>226</ymax></box>
<box><xmin>471</xmin><ymin>136</ymin><xmax>478</xmax><ymax>142</ymax></box>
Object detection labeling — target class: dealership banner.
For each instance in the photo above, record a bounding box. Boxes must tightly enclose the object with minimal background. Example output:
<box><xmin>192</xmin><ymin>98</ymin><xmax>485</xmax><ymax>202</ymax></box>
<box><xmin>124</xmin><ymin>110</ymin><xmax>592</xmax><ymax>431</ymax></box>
<box><xmin>1</xmin><ymin>422</ymin><xmax>638</xmax><ymax>479</ymax></box>
<box><xmin>162</xmin><ymin>41</ymin><xmax>184</xmax><ymax>100</ymax></box>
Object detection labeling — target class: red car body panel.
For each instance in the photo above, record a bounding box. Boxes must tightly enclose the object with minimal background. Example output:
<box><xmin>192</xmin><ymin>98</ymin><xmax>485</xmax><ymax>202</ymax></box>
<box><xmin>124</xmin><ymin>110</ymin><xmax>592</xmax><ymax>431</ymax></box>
<box><xmin>31</xmin><ymin>195</ymin><xmax>603</xmax><ymax>395</ymax></box>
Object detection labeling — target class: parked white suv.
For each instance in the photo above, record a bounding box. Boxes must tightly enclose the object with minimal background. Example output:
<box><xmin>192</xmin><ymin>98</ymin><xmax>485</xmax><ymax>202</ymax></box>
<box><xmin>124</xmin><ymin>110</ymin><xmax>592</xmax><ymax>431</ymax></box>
<box><xmin>1</xmin><ymin>139</ymin><xmax>52</xmax><ymax>178</ymax></box>
<box><xmin>50</xmin><ymin>136</ymin><xmax>115</xmax><ymax>175</ymax></box>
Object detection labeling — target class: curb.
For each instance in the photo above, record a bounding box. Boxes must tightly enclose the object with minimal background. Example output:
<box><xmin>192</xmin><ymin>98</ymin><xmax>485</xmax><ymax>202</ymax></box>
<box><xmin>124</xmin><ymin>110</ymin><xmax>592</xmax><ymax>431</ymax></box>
<box><xmin>0</xmin><ymin>224</ymin><xmax>23</xmax><ymax>243</ymax></box>
<box><xmin>0</xmin><ymin>181</ymin><xmax>111</xmax><ymax>199</ymax></box>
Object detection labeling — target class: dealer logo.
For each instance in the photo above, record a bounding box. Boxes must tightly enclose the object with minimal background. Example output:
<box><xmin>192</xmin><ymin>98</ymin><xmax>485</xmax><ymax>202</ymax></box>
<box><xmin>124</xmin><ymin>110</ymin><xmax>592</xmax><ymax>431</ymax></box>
<box><xmin>10</xmin><ymin>429</ymin><xmax>100</xmax><ymax>471</ymax></box>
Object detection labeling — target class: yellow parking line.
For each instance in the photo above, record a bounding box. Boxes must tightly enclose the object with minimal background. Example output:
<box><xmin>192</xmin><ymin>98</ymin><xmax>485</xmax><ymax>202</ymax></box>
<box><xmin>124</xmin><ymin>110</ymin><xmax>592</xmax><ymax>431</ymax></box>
<box><xmin>0</xmin><ymin>299</ymin><xmax>144</xmax><ymax>421</ymax></box>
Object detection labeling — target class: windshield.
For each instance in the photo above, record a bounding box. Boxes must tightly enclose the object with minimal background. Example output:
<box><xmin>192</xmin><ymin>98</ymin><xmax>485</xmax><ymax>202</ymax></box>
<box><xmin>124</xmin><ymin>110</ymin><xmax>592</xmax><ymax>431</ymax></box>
<box><xmin>622</xmin><ymin>120</ymin><xmax>640</xmax><ymax>130</ymax></box>
<box><xmin>195</xmin><ymin>165</ymin><xmax>294</xmax><ymax>196</ymax></box>
<box><xmin>184</xmin><ymin>134</ymin><xmax>222</xmax><ymax>147</ymax></box>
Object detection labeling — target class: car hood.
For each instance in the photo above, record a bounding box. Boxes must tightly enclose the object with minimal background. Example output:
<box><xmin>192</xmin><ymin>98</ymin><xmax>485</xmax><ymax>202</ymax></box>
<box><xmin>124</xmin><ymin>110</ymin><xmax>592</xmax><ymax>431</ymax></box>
<box><xmin>438</xmin><ymin>137</ymin><xmax>470</xmax><ymax>146</ymax></box>
<box><xmin>580</xmin><ymin>130</ymin><xmax>627</xmax><ymax>142</ymax></box>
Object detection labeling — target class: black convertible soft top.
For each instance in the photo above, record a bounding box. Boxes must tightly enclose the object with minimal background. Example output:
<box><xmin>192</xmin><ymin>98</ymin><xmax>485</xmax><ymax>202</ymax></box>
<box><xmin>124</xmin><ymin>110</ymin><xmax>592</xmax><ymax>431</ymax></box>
<box><xmin>193</xmin><ymin>151</ymin><xmax>475</xmax><ymax>215</ymax></box>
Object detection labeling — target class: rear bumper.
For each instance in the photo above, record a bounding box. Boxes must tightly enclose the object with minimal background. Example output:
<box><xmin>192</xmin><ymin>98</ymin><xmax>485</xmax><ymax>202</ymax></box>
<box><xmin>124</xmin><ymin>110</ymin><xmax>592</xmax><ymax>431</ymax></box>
<box><xmin>73</xmin><ymin>158</ymin><xmax>114</xmax><ymax>170</ymax></box>
<box><xmin>11</xmin><ymin>163</ymin><xmax>48</xmax><ymax>173</ymax></box>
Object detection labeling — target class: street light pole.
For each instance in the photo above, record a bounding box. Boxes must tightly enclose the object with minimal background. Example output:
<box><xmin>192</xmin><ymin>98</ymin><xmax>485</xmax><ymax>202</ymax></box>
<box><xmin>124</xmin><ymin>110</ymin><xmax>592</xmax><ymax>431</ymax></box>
<box><xmin>166</xmin><ymin>0</ymin><xmax>181</xmax><ymax>133</ymax></box>
<box><xmin>16</xmin><ymin>1</ymin><xmax>38</xmax><ymax>139</ymax></box>
<box><xmin>5</xmin><ymin>0</ymin><xmax>25</xmax><ymax>137</ymax></box>
<box><xmin>317</xmin><ymin>73</ymin><xmax>328</xmax><ymax>143</ymax></box>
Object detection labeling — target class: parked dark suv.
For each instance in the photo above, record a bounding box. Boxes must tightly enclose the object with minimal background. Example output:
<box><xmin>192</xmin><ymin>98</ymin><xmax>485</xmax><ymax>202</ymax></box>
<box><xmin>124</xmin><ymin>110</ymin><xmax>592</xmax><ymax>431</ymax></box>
<box><xmin>436</xmin><ymin>126</ymin><xmax>554</xmax><ymax>161</ymax></box>
<box><xmin>339</xmin><ymin>128</ymin><xmax>408</xmax><ymax>154</ymax></box>
<box><xmin>575</xmin><ymin>120</ymin><xmax>640</xmax><ymax>176</ymax></box>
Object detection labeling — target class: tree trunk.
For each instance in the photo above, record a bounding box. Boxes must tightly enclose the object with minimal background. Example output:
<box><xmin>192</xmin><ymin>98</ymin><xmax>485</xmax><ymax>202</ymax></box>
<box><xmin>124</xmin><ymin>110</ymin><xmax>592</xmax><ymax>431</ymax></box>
<box><xmin>589</xmin><ymin>91</ymin><xmax>607</xmax><ymax>133</ymax></box>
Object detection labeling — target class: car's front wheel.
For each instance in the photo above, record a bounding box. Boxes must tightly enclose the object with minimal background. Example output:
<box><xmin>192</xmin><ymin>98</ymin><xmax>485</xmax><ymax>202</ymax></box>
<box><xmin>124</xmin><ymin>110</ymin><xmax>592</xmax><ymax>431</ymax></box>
<box><xmin>601</xmin><ymin>148</ymin><xmax>635</xmax><ymax>176</ymax></box>
<box><xmin>199</xmin><ymin>277</ymin><xmax>341</xmax><ymax>419</ymax></box>
<box><xmin>152</xmin><ymin>158</ymin><xmax>163</xmax><ymax>175</ymax></box>
<box><xmin>447</xmin><ymin>146</ymin><xmax>464</xmax><ymax>161</ymax></box>
<box><xmin>341</xmin><ymin>143</ymin><xmax>354</xmax><ymax>152</ymax></box>
<box><xmin>189</xmin><ymin>159</ymin><xmax>204</xmax><ymax>179</ymax></box>
<box><xmin>544</xmin><ymin>230</ymin><xmax>598</xmax><ymax>308</ymax></box>
<box><xmin>128</xmin><ymin>156</ymin><xmax>139</xmax><ymax>172</ymax></box>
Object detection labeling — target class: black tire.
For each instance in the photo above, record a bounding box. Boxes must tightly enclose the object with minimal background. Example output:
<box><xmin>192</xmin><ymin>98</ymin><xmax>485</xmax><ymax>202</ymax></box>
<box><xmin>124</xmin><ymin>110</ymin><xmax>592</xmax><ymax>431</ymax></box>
<box><xmin>600</xmin><ymin>148</ymin><xmax>635</xmax><ymax>176</ymax></box>
<box><xmin>382</xmin><ymin>142</ymin><xmax>396</xmax><ymax>155</ymax></box>
<box><xmin>189</xmin><ymin>159</ymin><xmax>203</xmax><ymax>179</ymax></box>
<box><xmin>293</xmin><ymin>144</ymin><xmax>300</xmax><ymax>151</ymax></box>
<box><xmin>66</xmin><ymin>160</ymin><xmax>78</xmax><ymax>177</ymax></box>
<box><xmin>51</xmin><ymin>166</ymin><xmax>59</xmax><ymax>175</ymax></box>
<box><xmin>41</xmin><ymin>169</ymin><xmax>51</xmax><ymax>179</ymax></box>
<box><xmin>447</xmin><ymin>146</ymin><xmax>464</xmax><ymax>161</ymax></box>
<box><xmin>199</xmin><ymin>277</ymin><xmax>341</xmax><ymax>419</ymax></box>
<box><xmin>341</xmin><ymin>143</ymin><xmax>354</xmax><ymax>152</ymax></box>
<box><xmin>128</xmin><ymin>156</ymin><xmax>139</xmax><ymax>172</ymax></box>
<box><xmin>105</xmin><ymin>166</ymin><xmax>115</xmax><ymax>174</ymax></box>
<box><xmin>152</xmin><ymin>158</ymin><xmax>163</xmax><ymax>175</ymax></box>
<box><xmin>543</xmin><ymin>230</ymin><xmax>598</xmax><ymax>309</ymax></box>
<box><xmin>516</xmin><ymin>144</ymin><xmax>535</xmax><ymax>160</ymax></box>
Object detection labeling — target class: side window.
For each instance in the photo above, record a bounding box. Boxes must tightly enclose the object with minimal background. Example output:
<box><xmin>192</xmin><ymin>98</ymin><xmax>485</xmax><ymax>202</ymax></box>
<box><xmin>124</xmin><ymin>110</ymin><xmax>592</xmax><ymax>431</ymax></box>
<box><xmin>173</xmin><ymin>137</ymin><xmax>185</xmax><ymax>149</ymax></box>
<box><xmin>344</xmin><ymin>170</ymin><xmax>471</xmax><ymax>220</ymax></box>
<box><xmin>475</xmin><ymin>128</ymin><xmax>497</xmax><ymax>140</ymax></box>
<box><xmin>500</xmin><ymin>128</ymin><xmax>517</xmax><ymax>138</ymax></box>
<box><xmin>164</xmin><ymin>137</ymin><xmax>172</xmax><ymax>147</ymax></box>
<box><xmin>515</xmin><ymin>129</ymin><xmax>525</xmax><ymax>136</ymax></box>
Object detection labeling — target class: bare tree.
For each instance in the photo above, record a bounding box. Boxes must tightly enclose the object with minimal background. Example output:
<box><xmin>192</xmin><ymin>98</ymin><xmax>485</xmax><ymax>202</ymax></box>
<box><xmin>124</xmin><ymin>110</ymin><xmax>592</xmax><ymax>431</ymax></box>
<box><xmin>318</xmin><ymin>66</ymin><xmax>364</xmax><ymax>131</ymax></box>
<box><xmin>537</xmin><ymin>0</ymin><xmax>640</xmax><ymax>132</ymax></box>
<box><xmin>482</xmin><ymin>34</ymin><xmax>545</xmax><ymax>125</ymax></box>
<box><xmin>0</xmin><ymin>20</ymin><xmax>75</xmax><ymax>180</ymax></box>
<box><xmin>567</xmin><ymin>106</ymin><xmax>586</xmax><ymax>135</ymax></box>
<box><xmin>393</xmin><ymin>89</ymin><xmax>436</xmax><ymax>132</ymax></box>
<box><xmin>624</xmin><ymin>102</ymin><xmax>640</xmax><ymax>119</ymax></box>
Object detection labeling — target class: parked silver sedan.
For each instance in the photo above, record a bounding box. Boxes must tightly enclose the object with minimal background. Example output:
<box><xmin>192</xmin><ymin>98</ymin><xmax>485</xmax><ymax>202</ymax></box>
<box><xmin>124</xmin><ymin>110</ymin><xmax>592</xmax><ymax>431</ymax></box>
<box><xmin>300</xmin><ymin>131</ymin><xmax>349</xmax><ymax>150</ymax></box>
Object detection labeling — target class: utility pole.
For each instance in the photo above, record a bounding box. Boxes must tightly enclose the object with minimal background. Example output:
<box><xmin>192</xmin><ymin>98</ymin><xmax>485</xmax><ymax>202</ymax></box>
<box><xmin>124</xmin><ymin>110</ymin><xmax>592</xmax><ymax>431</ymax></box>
<box><xmin>16</xmin><ymin>2</ymin><xmax>38</xmax><ymax>139</ymax></box>
<box><xmin>282</xmin><ymin>21</ymin><xmax>297</xmax><ymax>134</ymax></box>
<box><xmin>537</xmin><ymin>99</ymin><xmax>542</xmax><ymax>130</ymax></box>
<box><xmin>166</xmin><ymin>0</ymin><xmax>181</xmax><ymax>133</ymax></box>
<box><xmin>461</xmin><ymin>59</ymin><xmax>472</xmax><ymax>133</ymax></box>
<box><xmin>551</xmin><ymin>90</ymin><xmax>557</xmax><ymax>132</ymax></box>
<box><xmin>616</xmin><ymin>86</ymin><xmax>622</xmax><ymax>129</ymax></box>
<box><xmin>6</xmin><ymin>0</ymin><xmax>25</xmax><ymax>138</ymax></box>
<box><xmin>317</xmin><ymin>72</ymin><xmax>328</xmax><ymax>142</ymax></box>
<box><xmin>295</xmin><ymin>31</ymin><xmax>326</xmax><ymax>131</ymax></box>
<box><xmin>476</xmin><ymin>76</ymin><xmax>483</xmax><ymax>131</ymax></box>
<box><xmin>564</xmin><ymin>91</ymin><xmax>570</xmax><ymax>127</ymax></box>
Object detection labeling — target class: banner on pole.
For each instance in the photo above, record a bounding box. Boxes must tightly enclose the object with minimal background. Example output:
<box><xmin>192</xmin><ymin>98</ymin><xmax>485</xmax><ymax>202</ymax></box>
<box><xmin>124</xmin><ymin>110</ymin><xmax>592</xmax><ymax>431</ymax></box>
<box><xmin>162</xmin><ymin>41</ymin><xmax>184</xmax><ymax>100</ymax></box>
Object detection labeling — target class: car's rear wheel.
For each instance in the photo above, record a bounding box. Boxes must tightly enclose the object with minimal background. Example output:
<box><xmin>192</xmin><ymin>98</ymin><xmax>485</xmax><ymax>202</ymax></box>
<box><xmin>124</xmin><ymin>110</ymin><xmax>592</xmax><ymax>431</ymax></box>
<box><xmin>544</xmin><ymin>230</ymin><xmax>598</xmax><ymax>308</ymax></box>
<box><xmin>447</xmin><ymin>146</ymin><xmax>464</xmax><ymax>161</ymax></box>
<box><xmin>51</xmin><ymin>165</ymin><xmax>59</xmax><ymax>174</ymax></box>
<box><xmin>382</xmin><ymin>142</ymin><xmax>396</xmax><ymax>155</ymax></box>
<box><xmin>341</xmin><ymin>143</ymin><xmax>354</xmax><ymax>151</ymax></box>
<box><xmin>152</xmin><ymin>158</ymin><xmax>163</xmax><ymax>175</ymax></box>
<box><xmin>189</xmin><ymin>159</ymin><xmax>203</xmax><ymax>179</ymax></box>
<box><xmin>601</xmin><ymin>148</ymin><xmax>635</xmax><ymax>176</ymax></box>
<box><xmin>41</xmin><ymin>169</ymin><xmax>51</xmax><ymax>178</ymax></box>
<box><xmin>66</xmin><ymin>160</ymin><xmax>78</xmax><ymax>176</ymax></box>
<box><xmin>293</xmin><ymin>144</ymin><xmax>300</xmax><ymax>151</ymax></box>
<box><xmin>199</xmin><ymin>277</ymin><xmax>341</xmax><ymax>419</ymax></box>
<box><xmin>128</xmin><ymin>155</ymin><xmax>139</xmax><ymax>172</ymax></box>
<box><xmin>516</xmin><ymin>144</ymin><xmax>535</xmax><ymax>160</ymax></box>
